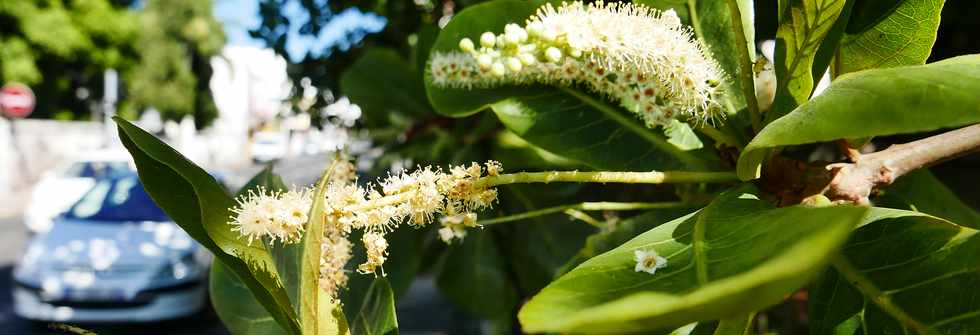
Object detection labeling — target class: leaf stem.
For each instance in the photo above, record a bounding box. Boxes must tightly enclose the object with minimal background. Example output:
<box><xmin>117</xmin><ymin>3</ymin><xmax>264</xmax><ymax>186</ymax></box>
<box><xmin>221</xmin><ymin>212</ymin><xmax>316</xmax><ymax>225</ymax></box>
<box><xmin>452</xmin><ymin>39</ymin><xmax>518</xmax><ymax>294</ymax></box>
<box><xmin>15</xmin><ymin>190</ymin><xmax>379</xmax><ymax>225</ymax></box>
<box><xmin>724</xmin><ymin>0</ymin><xmax>762</xmax><ymax>132</ymax></box>
<box><xmin>474</xmin><ymin>170</ymin><xmax>739</xmax><ymax>188</ymax></box>
<box><xmin>831</xmin><ymin>255</ymin><xmax>936</xmax><ymax>335</ymax></box>
<box><xmin>478</xmin><ymin>201</ymin><xmax>690</xmax><ymax>226</ymax></box>
<box><xmin>697</xmin><ymin>124</ymin><xmax>745</xmax><ymax>150</ymax></box>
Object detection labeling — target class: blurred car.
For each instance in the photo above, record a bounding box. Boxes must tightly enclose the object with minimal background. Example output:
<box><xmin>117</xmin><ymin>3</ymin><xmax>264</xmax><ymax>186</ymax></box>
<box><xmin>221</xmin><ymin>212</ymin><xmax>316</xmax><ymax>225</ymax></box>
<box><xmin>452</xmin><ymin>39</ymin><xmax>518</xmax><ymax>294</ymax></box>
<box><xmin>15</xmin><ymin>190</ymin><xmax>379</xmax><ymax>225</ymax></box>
<box><xmin>24</xmin><ymin>151</ymin><xmax>134</xmax><ymax>234</ymax></box>
<box><xmin>251</xmin><ymin>131</ymin><xmax>289</xmax><ymax>163</ymax></box>
<box><xmin>13</xmin><ymin>173</ymin><xmax>211</xmax><ymax>322</ymax></box>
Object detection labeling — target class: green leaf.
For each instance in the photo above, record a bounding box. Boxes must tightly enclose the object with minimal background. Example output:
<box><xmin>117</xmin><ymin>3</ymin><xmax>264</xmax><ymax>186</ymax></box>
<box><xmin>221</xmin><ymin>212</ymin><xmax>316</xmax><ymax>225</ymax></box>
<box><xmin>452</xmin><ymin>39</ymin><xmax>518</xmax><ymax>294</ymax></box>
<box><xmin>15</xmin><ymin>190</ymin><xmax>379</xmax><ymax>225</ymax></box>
<box><xmin>211</xmin><ymin>261</ymin><xmax>289</xmax><ymax>335</ymax></box>
<box><xmin>770</xmin><ymin>0</ymin><xmax>848</xmax><ymax>119</ymax></box>
<box><xmin>350</xmin><ymin>278</ymin><xmax>399</xmax><ymax>335</ymax></box>
<box><xmin>518</xmin><ymin>185</ymin><xmax>866</xmax><ymax>334</ymax></box>
<box><xmin>875</xmin><ymin>169</ymin><xmax>980</xmax><ymax>229</ymax></box>
<box><xmin>559</xmin><ymin>206</ymin><xmax>701</xmax><ymax>275</ymax></box>
<box><xmin>115</xmin><ymin>117</ymin><xmax>301</xmax><ymax>334</ymax></box>
<box><xmin>491</xmin><ymin>89</ymin><xmax>717</xmax><ymax>170</ymax></box>
<box><xmin>737</xmin><ymin>55</ymin><xmax>980</xmax><ymax>180</ymax></box>
<box><xmin>810</xmin><ymin>208</ymin><xmax>980</xmax><ymax>335</ymax></box>
<box><xmin>845</xmin><ymin>0</ymin><xmax>903</xmax><ymax>34</ymax></box>
<box><xmin>425</xmin><ymin>0</ymin><xmax>718</xmax><ymax>171</ymax></box>
<box><xmin>713</xmin><ymin>313</ymin><xmax>755</xmax><ymax>335</ymax></box>
<box><xmin>300</xmin><ymin>165</ymin><xmax>349</xmax><ymax>335</ymax></box>
<box><xmin>665</xmin><ymin>120</ymin><xmax>704</xmax><ymax>151</ymax></box>
<box><xmin>341</xmin><ymin>48</ymin><xmax>431</xmax><ymax>126</ymax></box>
<box><xmin>695</xmin><ymin>0</ymin><xmax>756</xmax><ymax>111</ymax></box>
<box><xmin>836</xmin><ymin>0</ymin><xmax>944</xmax><ymax>75</ymax></box>
<box><xmin>436</xmin><ymin>230</ymin><xmax>520</xmax><ymax>319</ymax></box>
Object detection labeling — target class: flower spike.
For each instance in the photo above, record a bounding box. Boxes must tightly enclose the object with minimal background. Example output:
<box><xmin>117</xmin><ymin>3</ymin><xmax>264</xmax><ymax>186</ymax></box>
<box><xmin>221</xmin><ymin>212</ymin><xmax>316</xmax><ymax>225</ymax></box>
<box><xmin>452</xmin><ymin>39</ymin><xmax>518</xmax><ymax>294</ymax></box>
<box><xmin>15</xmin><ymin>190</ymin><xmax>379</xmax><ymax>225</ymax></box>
<box><xmin>428</xmin><ymin>1</ymin><xmax>726</xmax><ymax>128</ymax></box>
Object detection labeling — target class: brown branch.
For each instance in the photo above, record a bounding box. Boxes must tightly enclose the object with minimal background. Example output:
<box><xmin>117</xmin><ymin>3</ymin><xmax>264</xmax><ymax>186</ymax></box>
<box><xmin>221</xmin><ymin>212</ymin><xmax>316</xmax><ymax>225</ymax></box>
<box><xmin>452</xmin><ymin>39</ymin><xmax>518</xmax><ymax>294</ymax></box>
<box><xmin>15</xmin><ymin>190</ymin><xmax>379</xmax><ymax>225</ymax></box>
<box><xmin>760</xmin><ymin>124</ymin><xmax>980</xmax><ymax>206</ymax></box>
<box><xmin>821</xmin><ymin>123</ymin><xmax>980</xmax><ymax>204</ymax></box>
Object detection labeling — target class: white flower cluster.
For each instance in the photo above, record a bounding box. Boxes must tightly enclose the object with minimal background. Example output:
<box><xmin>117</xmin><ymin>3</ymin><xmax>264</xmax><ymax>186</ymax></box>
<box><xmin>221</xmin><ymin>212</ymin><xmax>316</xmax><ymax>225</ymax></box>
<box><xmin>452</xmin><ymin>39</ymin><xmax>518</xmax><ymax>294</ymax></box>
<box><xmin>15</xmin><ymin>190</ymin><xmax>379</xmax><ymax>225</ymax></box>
<box><xmin>229</xmin><ymin>159</ymin><xmax>503</xmax><ymax>299</ymax></box>
<box><xmin>428</xmin><ymin>1</ymin><xmax>725</xmax><ymax>127</ymax></box>
<box><xmin>230</xmin><ymin>187</ymin><xmax>312</xmax><ymax>245</ymax></box>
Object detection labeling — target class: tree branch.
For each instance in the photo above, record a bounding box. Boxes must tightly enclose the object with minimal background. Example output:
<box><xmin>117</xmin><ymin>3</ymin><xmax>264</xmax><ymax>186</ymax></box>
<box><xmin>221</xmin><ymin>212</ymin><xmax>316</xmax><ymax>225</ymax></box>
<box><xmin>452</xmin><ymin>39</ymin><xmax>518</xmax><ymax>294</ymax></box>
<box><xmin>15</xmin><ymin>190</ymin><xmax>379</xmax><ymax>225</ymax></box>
<box><xmin>820</xmin><ymin>124</ymin><xmax>980</xmax><ymax>204</ymax></box>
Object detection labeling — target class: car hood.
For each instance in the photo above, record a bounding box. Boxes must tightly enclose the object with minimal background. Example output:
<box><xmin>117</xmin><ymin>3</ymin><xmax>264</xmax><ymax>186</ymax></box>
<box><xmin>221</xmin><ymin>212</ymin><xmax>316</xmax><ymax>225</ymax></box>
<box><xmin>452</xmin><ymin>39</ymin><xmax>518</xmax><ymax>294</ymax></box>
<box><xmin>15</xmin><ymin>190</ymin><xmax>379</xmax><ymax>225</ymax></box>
<box><xmin>16</xmin><ymin>219</ymin><xmax>202</xmax><ymax>295</ymax></box>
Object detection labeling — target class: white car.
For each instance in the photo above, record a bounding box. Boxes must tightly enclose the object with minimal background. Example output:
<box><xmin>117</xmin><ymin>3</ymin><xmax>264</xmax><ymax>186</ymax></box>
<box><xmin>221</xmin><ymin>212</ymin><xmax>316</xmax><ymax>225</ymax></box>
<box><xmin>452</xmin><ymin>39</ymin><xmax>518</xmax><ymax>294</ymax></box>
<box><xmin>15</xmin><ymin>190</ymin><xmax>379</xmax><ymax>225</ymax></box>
<box><xmin>251</xmin><ymin>131</ymin><xmax>289</xmax><ymax>163</ymax></box>
<box><xmin>24</xmin><ymin>151</ymin><xmax>133</xmax><ymax>234</ymax></box>
<box><xmin>13</xmin><ymin>173</ymin><xmax>211</xmax><ymax>322</ymax></box>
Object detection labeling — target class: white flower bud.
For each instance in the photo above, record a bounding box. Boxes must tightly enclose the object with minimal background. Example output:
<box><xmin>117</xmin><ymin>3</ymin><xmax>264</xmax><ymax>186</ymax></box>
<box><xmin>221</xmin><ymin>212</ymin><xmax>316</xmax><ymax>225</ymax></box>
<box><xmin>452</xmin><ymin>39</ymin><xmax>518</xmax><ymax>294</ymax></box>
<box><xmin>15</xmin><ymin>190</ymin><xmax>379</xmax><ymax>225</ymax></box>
<box><xmin>541</xmin><ymin>27</ymin><xmax>558</xmax><ymax>42</ymax></box>
<box><xmin>526</xmin><ymin>21</ymin><xmax>544</xmax><ymax>37</ymax></box>
<box><xmin>490</xmin><ymin>62</ymin><xmax>506</xmax><ymax>76</ymax></box>
<box><xmin>477</xmin><ymin>54</ymin><xmax>493</xmax><ymax>70</ymax></box>
<box><xmin>480</xmin><ymin>32</ymin><xmax>496</xmax><ymax>48</ymax></box>
<box><xmin>458</xmin><ymin>38</ymin><xmax>475</xmax><ymax>52</ymax></box>
<box><xmin>545</xmin><ymin>47</ymin><xmax>562</xmax><ymax>63</ymax></box>
<box><xmin>569</xmin><ymin>48</ymin><xmax>583</xmax><ymax>58</ymax></box>
<box><xmin>506</xmin><ymin>57</ymin><xmax>523</xmax><ymax>72</ymax></box>
<box><xmin>519</xmin><ymin>53</ymin><xmax>537</xmax><ymax>66</ymax></box>
<box><xmin>504</xmin><ymin>31</ymin><xmax>521</xmax><ymax>46</ymax></box>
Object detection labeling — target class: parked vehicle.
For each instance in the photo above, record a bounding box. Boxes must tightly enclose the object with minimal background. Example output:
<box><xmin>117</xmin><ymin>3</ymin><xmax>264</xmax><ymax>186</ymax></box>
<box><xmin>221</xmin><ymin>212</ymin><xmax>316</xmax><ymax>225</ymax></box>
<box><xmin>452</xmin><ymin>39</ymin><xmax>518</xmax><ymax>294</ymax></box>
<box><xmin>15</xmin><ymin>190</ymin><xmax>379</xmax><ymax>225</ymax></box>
<box><xmin>13</xmin><ymin>173</ymin><xmax>211</xmax><ymax>322</ymax></box>
<box><xmin>24</xmin><ymin>151</ymin><xmax>133</xmax><ymax>234</ymax></box>
<box><xmin>251</xmin><ymin>131</ymin><xmax>289</xmax><ymax>163</ymax></box>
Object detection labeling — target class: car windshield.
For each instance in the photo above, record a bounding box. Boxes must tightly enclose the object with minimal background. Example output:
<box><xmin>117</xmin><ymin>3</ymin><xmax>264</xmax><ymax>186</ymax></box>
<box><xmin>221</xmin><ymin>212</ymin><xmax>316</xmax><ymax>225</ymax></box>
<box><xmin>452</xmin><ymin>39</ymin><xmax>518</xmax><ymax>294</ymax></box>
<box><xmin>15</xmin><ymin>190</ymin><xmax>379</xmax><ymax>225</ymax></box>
<box><xmin>64</xmin><ymin>176</ymin><xmax>169</xmax><ymax>222</ymax></box>
<box><xmin>63</xmin><ymin>161</ymin><xmax>131</xmax><ymax>179</ymax></box>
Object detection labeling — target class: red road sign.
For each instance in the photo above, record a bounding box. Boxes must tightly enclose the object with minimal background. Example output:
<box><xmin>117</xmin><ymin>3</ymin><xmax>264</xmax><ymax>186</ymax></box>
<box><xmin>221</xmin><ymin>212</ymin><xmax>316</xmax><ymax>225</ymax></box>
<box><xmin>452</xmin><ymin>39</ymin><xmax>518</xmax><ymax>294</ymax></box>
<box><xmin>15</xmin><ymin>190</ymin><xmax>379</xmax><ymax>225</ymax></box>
<box><xmin>0</xmin><ymin>83</ymin><xmax>36</xmax><ymax>118</ymax></box>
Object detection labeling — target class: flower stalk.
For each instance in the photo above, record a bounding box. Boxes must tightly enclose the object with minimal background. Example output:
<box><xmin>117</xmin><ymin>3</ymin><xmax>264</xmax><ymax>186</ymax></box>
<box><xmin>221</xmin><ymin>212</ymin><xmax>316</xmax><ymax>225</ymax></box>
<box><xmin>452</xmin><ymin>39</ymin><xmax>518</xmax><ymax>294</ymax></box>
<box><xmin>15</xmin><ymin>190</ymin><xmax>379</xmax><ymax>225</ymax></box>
<box><xmin>477</xmin><ymin>201</ymin><xmax>690</xmax><ymax>226</ymax></box>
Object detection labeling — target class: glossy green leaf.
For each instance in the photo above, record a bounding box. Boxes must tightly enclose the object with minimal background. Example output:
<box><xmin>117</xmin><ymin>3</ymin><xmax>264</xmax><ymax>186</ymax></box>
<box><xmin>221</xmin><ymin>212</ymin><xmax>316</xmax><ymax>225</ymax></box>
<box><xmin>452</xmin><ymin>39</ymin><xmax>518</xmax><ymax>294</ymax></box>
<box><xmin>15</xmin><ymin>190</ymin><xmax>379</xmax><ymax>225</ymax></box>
<box><xmin>559</xmin><ymin>206</ymin><xmax>701</xmax><ymax>275</ymax></box>
<box><xmin>845</xmin><ymin>0</ymin><xmax>902</xmax><ymax>34</ymax></box>
<box><xmin>211</xmin><ymin>261</ymin><xmax>289</xmax><ymax>335</ymax></box>
<box><xmin>518</xmin><ymin>185</ymin><xmax>866</xmax><ymax>334</ymax></box>
<box><xmin>875</xmin><ymin>169</ymin><xmax>980</xmax><ymax>229</ymax></box>
<box><xmin>738</xmin><ymin>55</ymin><xmax>980</xmax><ymax>180</ymax></box>
<box><xmin>341</xmin><ymin>48</ymin><xmax>430</xmax><ymax>126</ymax></box>
<box><xmin>836</xmin><ymin>0</ymin><xmax>944</xmax><ymax>75</ymax></box>
<box><xmin>490</xmin><ymin>89</ymin><xmax>717</xmax><ymax>171</ymax></box>
<box><xmin>810</xmin><ymin>208</ymin><xmax>980</xmax><ymax>335</ymax></box>
<box><xmin>350</xmin><ymin>278</ymin><xmax>399</xmax><ymax>335</ymax></box>
<box><xmin>115</xmin><ymin>117</ymin><xmax>301</xmax><ymax>334</ymax></box>
<box><xmin>425</xmin><ymin>0</ymin><xmax>718</xmax><ymax>171</ymax></box>
<box><xmin>770</xmin><ymin>0</ymin><xmax>848</xmax><ymax>119</ymax></box>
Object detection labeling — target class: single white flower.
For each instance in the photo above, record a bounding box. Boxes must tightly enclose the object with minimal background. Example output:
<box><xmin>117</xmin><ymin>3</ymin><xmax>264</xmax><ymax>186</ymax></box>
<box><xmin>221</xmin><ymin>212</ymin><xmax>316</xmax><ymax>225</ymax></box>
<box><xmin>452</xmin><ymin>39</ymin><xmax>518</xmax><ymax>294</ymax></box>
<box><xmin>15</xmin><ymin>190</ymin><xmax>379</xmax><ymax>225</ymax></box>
<box><xmin>634</xmin><ymin>249</ymin><xmax>668</xmax><ymax>275</ymax></box>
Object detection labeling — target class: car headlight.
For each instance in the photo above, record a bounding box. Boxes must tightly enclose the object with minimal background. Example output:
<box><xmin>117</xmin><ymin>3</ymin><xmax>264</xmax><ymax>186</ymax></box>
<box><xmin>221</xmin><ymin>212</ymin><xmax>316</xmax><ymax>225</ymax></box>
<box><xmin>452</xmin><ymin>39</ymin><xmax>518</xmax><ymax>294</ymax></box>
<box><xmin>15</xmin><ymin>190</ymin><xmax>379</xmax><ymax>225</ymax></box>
<box><xmin>155</xmin><ymin>253</ymin><xmax>201</xmax><ymax>281</ymax></box>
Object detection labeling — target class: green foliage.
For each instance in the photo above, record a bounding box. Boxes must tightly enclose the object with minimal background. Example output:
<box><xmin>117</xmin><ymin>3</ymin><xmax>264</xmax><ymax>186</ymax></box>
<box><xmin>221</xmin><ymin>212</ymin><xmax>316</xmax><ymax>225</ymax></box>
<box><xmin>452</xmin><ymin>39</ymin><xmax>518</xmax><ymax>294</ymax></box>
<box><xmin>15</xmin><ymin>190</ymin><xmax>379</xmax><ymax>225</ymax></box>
<box><xmin>738</xmin><ymin>55</ymin><xmax>980</xmax><ymax>179</ymax></box>
<box><xmin>115</xmin><ymin>0</ymin><xmax>980</xmax><ymax>334</ymax></box>
<box><xmin>340</xmin><ymin>48</ymin><xmax>431</xmax><ymax>127</ymax></box>
<box><xmin>127</xmin><ymin>0</ymin><xmax>225</xmax><ymax>126</ymax></box>
<box><xmin>0</xmin><ymin>0</ymin><xmax>138</xmax><ymax>118</ymax></box>
<box><xmin>770</xmin><ymin>0</ymin><xmax>848</xmax><ymax>119</ymax></box>
<box><xmin>115</xmin><ymin>118</ymin><xmax>303</xmax><ymax>334</ymax></box>
<box><xmin>519</xmin><ymin>185</ymin><xmax>865</xmax><ymax>333</ymax></box>
<box><xmin>836</xmin><ymin>0</ymin><xmax>944</xmax><ymax>75</ymax></box>
<box><xmin>810</xmin><ymin>208</ymin><xmax>980</xmax><ymax>334</ymax></box>
<box><xmin>350</xmin><ymin>278</ymin><xmax>399</xmax><ymax>335</ymax></box>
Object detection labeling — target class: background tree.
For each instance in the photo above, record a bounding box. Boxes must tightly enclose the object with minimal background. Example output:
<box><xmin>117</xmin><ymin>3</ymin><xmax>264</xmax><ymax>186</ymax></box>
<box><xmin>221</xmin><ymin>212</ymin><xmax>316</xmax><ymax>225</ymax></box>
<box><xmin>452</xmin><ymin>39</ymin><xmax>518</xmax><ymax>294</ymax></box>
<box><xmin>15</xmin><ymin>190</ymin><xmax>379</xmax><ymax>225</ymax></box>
<box><xmin>0</xmin><ymin>0</ymin><xmax>138</xmax><ymax>120</ymax></box>
<box><xmin>127</xmin><ymin>0</ymin><xmax>225</xmax><ymax>128</ymax></box>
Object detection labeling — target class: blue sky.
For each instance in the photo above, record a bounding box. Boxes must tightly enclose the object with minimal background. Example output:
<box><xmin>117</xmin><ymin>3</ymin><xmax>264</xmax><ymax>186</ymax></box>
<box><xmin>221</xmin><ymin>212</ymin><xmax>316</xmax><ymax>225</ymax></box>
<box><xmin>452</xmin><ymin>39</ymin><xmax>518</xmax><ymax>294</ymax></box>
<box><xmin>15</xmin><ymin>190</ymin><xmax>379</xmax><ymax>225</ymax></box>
<box><xmin>213</xmin><ymin>0</ymin><xmax>386</xmax><ymax>62</ymax></box>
